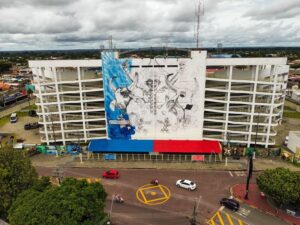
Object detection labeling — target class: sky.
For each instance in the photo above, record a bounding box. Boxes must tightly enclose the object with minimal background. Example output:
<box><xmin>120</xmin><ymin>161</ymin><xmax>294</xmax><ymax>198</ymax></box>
<box><xmin>0</xmin><ymin>0</ymin><xmax>299</xmax><ymax>50</ymax></box>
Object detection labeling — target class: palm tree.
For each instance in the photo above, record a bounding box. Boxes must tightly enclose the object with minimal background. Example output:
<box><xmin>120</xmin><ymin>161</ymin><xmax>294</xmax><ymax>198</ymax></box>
<box><xmin>27</xmin><ymin>88</ymin><xmax>33</xmax><ymax>108</ymax></box>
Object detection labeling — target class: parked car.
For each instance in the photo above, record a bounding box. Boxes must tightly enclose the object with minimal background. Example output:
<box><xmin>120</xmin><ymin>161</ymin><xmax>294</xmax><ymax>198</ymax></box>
<box><xmin>10</xmin><ymin>113</ymin><xmax>17</xmax><ymax>123</ymax></box>
<box><xmin>102</xmin><ymin>169</ymin><xmax>120</xmax><ymax>179</ymax></box>
<box><xmin>176</xmin><ymin>179</ymin><xmax>196</xmax><ymax>191</ymax></box>
<box><xmin>28</xmin><ymin>110</ymin><xmax>37</xmax><ymax>117</ymax></box>
<box><xmin>24</xmin><ymin>122</ymin><xmax>40</xmax><ymax>130</ymax></box>
<box><xmin>220</xmin><ymin>198</ymin><xmax>240</xmax><ymax>211</ymax></box>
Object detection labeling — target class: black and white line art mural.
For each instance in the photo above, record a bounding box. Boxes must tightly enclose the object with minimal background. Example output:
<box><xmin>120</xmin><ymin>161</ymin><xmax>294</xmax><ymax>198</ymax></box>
<box><xmin>102</xmin><ymin>52</ymin><xmax>204</xmax><ymax>140</ymax></box>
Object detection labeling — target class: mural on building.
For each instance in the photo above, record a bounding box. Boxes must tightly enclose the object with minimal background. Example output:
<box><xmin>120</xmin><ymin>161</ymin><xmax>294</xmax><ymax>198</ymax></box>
<box><xmin>102</xmin><ymin>52</ymin><xmax>203</xmax><ymax>140</ymax></box>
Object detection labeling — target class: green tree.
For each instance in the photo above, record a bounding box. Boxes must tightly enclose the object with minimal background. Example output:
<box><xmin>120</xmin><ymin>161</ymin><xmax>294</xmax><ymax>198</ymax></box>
<box><xmin>9</xmin><ymin>178</ymin><xmax>107</xmax><ymax>225</ymax></box>
<box><xmin>0</xmin><ymin>61</ymin><xmax>12</xmax><ymax>73</ymax></box>
<box><xmin>0</xmin><ymin>147</ymin><xmax>38</xmax><ymax>220</ymax></box>
<box><xmin>26</xmin><ymin>88</ymin><xmax>33</xmax><ymax>107</ymax></box>
<box><xmin>257</xmin><ymin>167</ymin><xmax>300</xmax><ymax>207</ymax></box>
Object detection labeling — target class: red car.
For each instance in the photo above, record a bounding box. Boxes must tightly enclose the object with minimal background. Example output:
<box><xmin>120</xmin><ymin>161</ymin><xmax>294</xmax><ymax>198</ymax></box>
<box><xmin>102</xmin><ymin>169</ymin><xmax>120</xmax><ymax>179</ymax></box>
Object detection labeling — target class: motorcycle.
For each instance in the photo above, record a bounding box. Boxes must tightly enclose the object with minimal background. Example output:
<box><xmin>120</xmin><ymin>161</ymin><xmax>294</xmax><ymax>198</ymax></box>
<box><xmin>151</xmin><ymin>179</ymin><xmax>159</xmax><ymax>185</ymax></box>
<box><xmin>113</xmin><ymin>194</ymin><xmax>124</xmax><ymax>203</ymax></box>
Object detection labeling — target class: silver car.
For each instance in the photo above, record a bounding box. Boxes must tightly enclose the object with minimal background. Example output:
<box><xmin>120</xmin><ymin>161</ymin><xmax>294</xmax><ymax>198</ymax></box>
<box><xmin>176</xmin><ymin>179</ymin><xmax>196</xmax><ymax>191</ymax></box>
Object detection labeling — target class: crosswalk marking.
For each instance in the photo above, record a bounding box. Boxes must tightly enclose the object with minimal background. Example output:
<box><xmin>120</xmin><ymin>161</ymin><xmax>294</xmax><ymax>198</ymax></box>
<box><xmin>207</xmin><ymin>208</ymin><xmax>250</xmax><ymax>225</ymax></box>
<box><xmin>238</xmin><ymin>208</ymin><xmax>251</xmax><ymax>217</ymax></box>
<box><xmin>216</xmin><ymin>212</ymin><xmax>225</xmax><ymax>225</ymax></box>
<box><xmin>226</xmin><ymin>213</ymin><xmax>234</xmax><ymax>225</ymax></box>
<box><xmin>234</xmin><ymin>171</ymin><xmax>246</xmax><ymax>177</ymax></box>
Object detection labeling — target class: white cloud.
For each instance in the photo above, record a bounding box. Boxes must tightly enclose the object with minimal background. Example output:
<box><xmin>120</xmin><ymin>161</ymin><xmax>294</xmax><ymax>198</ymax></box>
<box><xmin>0</xmin><ymin>0</ymin><xmax>299</xmax><ymax>50</ymax></box>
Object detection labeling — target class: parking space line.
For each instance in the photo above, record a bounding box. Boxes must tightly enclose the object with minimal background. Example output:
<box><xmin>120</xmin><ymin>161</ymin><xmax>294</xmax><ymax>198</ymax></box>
<box><xmin>229</xmin><ymin>171</ymin><xmax>233</xmax><ymax>177</ymax></box>
<box><xmin>216</xmin><ymin>211</ymin><xmax>225</xmax><ymax>225</ymax></box>
<box><xmin>225</xmin><ymin>212</ymin><xmax>234</xmax><ymax>225</ymax></box>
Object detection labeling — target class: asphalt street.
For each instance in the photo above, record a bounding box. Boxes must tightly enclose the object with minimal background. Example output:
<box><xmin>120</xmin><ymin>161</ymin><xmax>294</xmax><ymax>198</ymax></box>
<box><xmin>223</xmin><ymin>204</ymin><xmax>289</xmax><ymax>225</ymax></box>
<box><xmin>35</xmin><ymin>166</ymin><xmax>289</xmax><ymax>225</ymax></box>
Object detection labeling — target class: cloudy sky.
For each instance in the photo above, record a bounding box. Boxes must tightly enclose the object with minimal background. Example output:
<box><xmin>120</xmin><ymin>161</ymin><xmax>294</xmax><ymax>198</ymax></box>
<box><xmin>0</xmin><ymin>0</ymin><xmax>299</xmax><ymax>50</ymax></box>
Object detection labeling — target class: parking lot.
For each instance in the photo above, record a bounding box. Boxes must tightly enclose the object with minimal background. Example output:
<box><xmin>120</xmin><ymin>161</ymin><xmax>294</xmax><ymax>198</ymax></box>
<box><xmin>0</xmin><ymin>115</ymin><xmax>41</xmax><ymax>144</ymax></box>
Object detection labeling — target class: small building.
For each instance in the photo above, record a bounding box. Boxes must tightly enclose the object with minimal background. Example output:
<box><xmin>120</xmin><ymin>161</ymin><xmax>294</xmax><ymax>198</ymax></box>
<box><xmin>287</xmin><ymin>131</ymin><xmax>300</xmax><ymax>153</ymax></box>
<box><xmin>291</xmin><ymin>89</ymin><xmax>300</xmax><ymax>102</ymax></box>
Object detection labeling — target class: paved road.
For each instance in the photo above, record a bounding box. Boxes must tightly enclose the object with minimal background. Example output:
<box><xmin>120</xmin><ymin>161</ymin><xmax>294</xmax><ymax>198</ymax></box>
<box><xmin>35</xmin><ymin>167</ymin><xmax>288</xmax><ymax>225</ymax></box>
<box><xmin>0</xmin><ymin>98</ymin><xmax>35</xmax><ymax>118</ymax></box>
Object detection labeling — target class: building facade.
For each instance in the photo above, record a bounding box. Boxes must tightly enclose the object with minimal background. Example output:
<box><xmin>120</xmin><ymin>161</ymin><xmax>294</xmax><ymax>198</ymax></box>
<box><xmin>29</xmin><ymin>51</ymin><xmax>289</xmax><ymax>147</ymax></box>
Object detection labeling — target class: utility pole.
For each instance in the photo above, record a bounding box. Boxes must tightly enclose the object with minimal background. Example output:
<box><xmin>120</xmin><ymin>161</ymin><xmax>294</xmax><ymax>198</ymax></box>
<box><xmin>190</xmin><ymin>196</ymin><xmax>201</xmax><ymax>225</ymax></box>
<box><xmin>190</xmin><ymin>203</ymin><xmax>197</xmax><ymax>225</ymax></box>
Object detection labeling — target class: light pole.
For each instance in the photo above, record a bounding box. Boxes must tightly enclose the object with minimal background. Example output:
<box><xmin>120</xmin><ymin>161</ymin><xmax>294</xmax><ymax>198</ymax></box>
<box><xmin>244</xmin><ymin>106</ymin><xmax>260</xmax><ymax>199</ymax></box>
<box><xmin>108</xmin><ymin>194</ymin><xmax>115</xmax><ymax>223</ymax></box>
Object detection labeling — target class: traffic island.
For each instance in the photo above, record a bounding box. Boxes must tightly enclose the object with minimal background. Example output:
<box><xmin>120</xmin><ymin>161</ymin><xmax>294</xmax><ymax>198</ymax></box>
<box><xmin>232</xmin><ymin>183</ymin><xmax>300</xmax><ymax>225</ymax></box>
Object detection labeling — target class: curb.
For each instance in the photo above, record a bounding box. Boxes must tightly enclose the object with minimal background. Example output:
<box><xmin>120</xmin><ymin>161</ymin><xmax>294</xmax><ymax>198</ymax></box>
<box><xmin>230</xmin><ymin>184</ymin><xmax>297</xmax><ymax>225</ymax></box>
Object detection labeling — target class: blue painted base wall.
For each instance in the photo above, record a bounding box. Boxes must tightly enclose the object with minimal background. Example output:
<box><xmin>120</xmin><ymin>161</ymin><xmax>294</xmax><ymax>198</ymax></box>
<box><xmin>88</xmin><ymin>139</ymin><xmax>154</xmax><ymax>153</ymax></box>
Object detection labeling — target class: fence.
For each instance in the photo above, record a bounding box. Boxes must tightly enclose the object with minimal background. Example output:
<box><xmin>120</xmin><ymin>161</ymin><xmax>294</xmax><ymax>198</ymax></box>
<box><xmin>85</xmin><ymin>152</ymin><xmax>222</xmax><ymax>163</ymax></box>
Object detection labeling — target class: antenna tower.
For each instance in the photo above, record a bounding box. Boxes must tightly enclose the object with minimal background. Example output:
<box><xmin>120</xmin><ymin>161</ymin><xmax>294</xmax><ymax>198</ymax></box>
<box><xmin>109</xmin><ymin>35</ymin><xmax>113</xmax><ymax>50</ymax></box>
<box><xmin>195</xmin><ymin>0</ymin><xmax>204</xmax><ymax>49</ymax></box>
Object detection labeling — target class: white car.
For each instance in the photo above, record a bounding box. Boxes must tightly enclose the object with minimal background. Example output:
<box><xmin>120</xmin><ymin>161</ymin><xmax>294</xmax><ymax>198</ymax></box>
<box><xmin>176</xmin><ymin>179</ymin><xmax>196</xmax><ymax>191</ymax></box>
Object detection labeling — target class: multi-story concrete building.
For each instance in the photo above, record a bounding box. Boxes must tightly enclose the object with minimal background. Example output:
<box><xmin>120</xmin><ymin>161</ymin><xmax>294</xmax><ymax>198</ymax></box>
<box><xmin>29</xmin><ymin>50</ymin><xmax>289</xmax><ymax>147</ymax></box>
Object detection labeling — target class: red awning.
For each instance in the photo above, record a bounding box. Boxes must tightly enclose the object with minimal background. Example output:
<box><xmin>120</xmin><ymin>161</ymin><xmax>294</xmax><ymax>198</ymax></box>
<box><xmin>153</xmin><ymin>140</ymin><xmax>221</xmax><ymax>154</ymax></box>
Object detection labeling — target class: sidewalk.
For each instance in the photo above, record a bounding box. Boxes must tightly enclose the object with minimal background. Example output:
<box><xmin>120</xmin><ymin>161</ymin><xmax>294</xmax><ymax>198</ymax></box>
<box><xmin>0</xmin><ymin>99</ymin><xmax>35</xmax><ymax>118</ymax></box>
<box><xmin>30</xmin><ymin>154</ymin><xmax>300</xmax><ymax>171</ymax></box>
<box><xmin>232</xmin><ymin>183</ymin><xmax>300</xmax><ymax>225</ymax></box>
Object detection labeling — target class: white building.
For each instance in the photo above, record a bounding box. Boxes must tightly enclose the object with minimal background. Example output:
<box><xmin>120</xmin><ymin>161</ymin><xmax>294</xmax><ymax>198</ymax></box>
<box><xmin>287</xmin><ymin>131</ymin><xmax>300</xmax><ymax>153</ymax></box>
<box><xmin>29</xmin><ymin>50</ymin><xmax>289</xmax><ymax>147</ymax></box>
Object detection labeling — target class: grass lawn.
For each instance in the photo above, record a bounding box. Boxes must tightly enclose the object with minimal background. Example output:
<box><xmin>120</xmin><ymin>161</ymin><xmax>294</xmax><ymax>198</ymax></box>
<box><xmin>0</xmin><ymin>111</ymin><xmax>34</xmax><ymax>128</ymax></box>
<box><xmin>0</xmin><ymin>116</ymin><xmax>10</xmax><ymax>128</ymax></box>
<box><xmin>23</xmin><ymin>104</ymin><xmax>37</xmax><ymax>110</ymax></box>
<box><xmin>283</xmin><ymin>111</ymin><xmax>300</xmax><ymax>119</ymax></box>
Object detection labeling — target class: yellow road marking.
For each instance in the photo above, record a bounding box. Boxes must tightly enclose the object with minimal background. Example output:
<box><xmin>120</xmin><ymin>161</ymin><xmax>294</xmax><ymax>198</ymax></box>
<box><xmin>226</xmin><ymin>212</ymin><xmax>234</xmax><ymax>225</ymax></box>
<box><xmin>208</xmin><ymin>209</ymin><xmax>250</xmax><ymax>225</ymax></box>
<box><xmin>207</xmin><ymin>210</ymin><xmax>218</xmax><ymax>224</ymax></box>
<box><xmin>136</xmin><ymin>184</ymin><xmax>171</xmax><ymax>205</ymax></box>
<box><xmin>158</xmin><ymin>184</ymin><xmax>168</xmax><ymax>198</ymax></box>
<box><xmin>238</xmin><ymin>219</ymin><xmax>244</xmax><ymax>225</ymax></box>
<box><xmin>139</xmin><ymin>185</ymin><xmax>161</xmax><ymax>191</ymax></box>
<box><xmin>139</xmin><ymin>189</ymin><xmax>148</xmax><ymax>203</ymax></box>
<box><xmin>209</xmin><ymin>220</ymin><xmax>216</xmax><ymax>225</ymax></box>
<box><xmin>146</xmin><ymin>197</ymin><xmax>168</xmax><ymax>203</ymax></box>
<box><xmin>216</xmin><ymin>211</ymin><xmax>225</xmax><ymax>225</ymax></box>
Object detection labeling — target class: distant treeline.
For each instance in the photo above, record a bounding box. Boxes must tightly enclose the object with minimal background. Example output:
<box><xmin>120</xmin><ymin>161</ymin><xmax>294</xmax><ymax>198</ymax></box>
<box><xmin>0</xmin><ymin>47</ymin><xmax>300</xmax><ymax>66</ymax></box>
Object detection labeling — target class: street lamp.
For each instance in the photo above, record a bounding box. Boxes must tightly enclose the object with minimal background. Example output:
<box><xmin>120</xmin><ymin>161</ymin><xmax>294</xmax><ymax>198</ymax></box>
<box><xmin>244</xmin><ymin>106</ymin><xmax>260</xmax><ymax>199</ymax></box>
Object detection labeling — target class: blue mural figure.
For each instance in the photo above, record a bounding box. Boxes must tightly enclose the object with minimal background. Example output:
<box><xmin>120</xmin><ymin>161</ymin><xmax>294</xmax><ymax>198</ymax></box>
<box><xmin>102</xmin><ymin>52</ymin><xmax>136</xmax><ymax>139</ymax></box>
